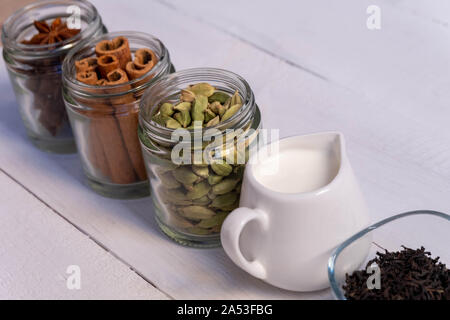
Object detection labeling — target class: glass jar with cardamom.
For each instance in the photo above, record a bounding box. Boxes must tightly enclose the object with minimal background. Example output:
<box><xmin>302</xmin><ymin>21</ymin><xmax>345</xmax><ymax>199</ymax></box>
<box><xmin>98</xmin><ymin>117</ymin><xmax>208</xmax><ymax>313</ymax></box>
<box><xmin>62</xmin><ymin>31</ymin><xmax>174</xmax><ymax>199</ymax></box>
<box><xmin>2</xmin><ymin>0</ymin><xmax>106</xmax><ymax>153</ymax></box>
<box><xmin>139</xmin><ymin>68</ymin><xmax>262</xmax><ymax>247</ymax></box>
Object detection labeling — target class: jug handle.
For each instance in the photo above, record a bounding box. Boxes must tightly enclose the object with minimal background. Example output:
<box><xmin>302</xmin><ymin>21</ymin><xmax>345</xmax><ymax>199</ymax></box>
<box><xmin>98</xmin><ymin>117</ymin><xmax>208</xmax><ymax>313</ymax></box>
<box><xmin>221</xmin><ymin>207</ymin><xmax>269</xmax><ymax>280</ymax></box>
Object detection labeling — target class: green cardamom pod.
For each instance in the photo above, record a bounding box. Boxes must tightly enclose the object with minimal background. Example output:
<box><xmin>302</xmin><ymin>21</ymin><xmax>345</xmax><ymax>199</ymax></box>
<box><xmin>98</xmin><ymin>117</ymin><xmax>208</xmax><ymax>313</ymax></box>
<box><xmin>207</xmin><ymin>191</ymin><xmax>217</xmax><ymax>200</ymax></box>
<box><xmin>204</xmin><ymin>113</ymin><xmax>214</xmax><ymax>124</ymax></box>
<box><xmin>197</xmin><ymin>212</ymin><xmax>228</xmax><ymax>229</ymax></box>
<box><xmin>151</xmin><ymin>114</ymin><xmax>162</xmax><ymax>125</ymax></box>
<box><xmin>171</xmin><ymin>199</ymin><xmax>193</xmax><ymax>206</ymax></box>
<box><xmin>221</xmin><ymin>104</ymin><xmax>241</xmax><ymax>122</ymax></box>
<box><xmin>169</xmin><ymin>189</ymin><xmax>189</xmax><ymax>201</ymax></box>
<box><xmin>166</xmin><ymin>118</ymin><xmax>181</xmax><ymax>129</ymax></box>
<box><xmin>192</xmin><ymin>95</ymin><xmax>208</xmax><ymax>122</ymax></box>
<box><xmin>161</xmin><ymin>189</ymin><xmax>192</xmax><ymax>205</ymax></box>
<box><xmin>206</xmin><ymin>116</ymin><xmax>220</xmax><ymax>127</ymax></box>
<box><xmin>186</xmin><ymin>226</ymin><xmax>212</xmax><ymax>235</ymax></box>
<box><xmin>204</xmin><ymin>109</ymin><xmax>216</xmax><ymax>123</ymax></box>
<box><xmin>173</xmin><ymin>112</ymin><xmax>182</xmax><ymax>125</ymax></box>
<box><xmin>159</xmin><ymin>172</ymin><xmax>181</xmax><ymax>189</ymax></box>
<box><xmin>180</xmin><ymin>89</ymin><xmax>195</xmax><ymax>102</ymax></box>
<box><xmin>217</xmin><ymin>105</ymin><xmax>226</xmax><ymax>117</ymax></box>
<box><xmin>208</xmin><ymin>174</ymin><xmax>223</xmax><ymax>185</ymax></box>
<box><xmin>189</xmin><ymin>83</ymin><xmax>215</xmax><ymax>97</ymax></box>
<box><xmin>155</xmin><ymin>163</ymin><xmax>178</xmax><ymax>175</ymax></box>
<box><xmin>192</xmin><ymin>165</ymin><xmax>209</xmax><ymax>178</ymax></box>
<box><xmin>221</xmin><ymin>200</ymin><xmax>239</xmax><ymax>212</ymax></box>
<box><xmin>223</xmin><ymin>97</ymin><xmax>231</xmax><ymax>109</ymax></box>
<box><xmin>160</xmin><ymin>103</ymin><xmax>174</xmax><ymax>116</ymax></box>
<box><xmin>186</xmin><ymin>181</ymin><xmax>211</xmax><ymax>200</ymax></box>
<box><xmin>210</xmin><ymin>225</ymin><xmax>222</xmax><ymax>233</ymax></box>
<box><xmin>192</xmin><ymin>195</ymin><xmax>211</xmax><ymax>206</ymax></box>
<box><xmin>208</xmin><ymin>101</ymin><xmax>221</xmax><ymax>114</ymax></box>
<box><xmin>173</xmin><ymin>167</ymin><xmax>199</xmax><ymax>185</ymax></box>
<box><xmin>179</xmin><ymin>109</ymin><xmax>191</xmax><ymax>128</ymax></box>
<box><xmin>187</xmin><ymin>120</ymin><xmax>203</xmax><ymax>130</ymax></box>
<box><xmin>209</xmin><ymin>91</ymin><xmax>230</xmax><ymax>104</ymax></box>
<box><xmin>152</xmin><ymin>113</ymin><xmax>170</xmax><ymax>126</ymax></box>
<box><xmin>179</xmin><ymin>206</ymin><xmax>216</xmax><ymax>220</ymax></box>
<box><xmin>171</xmin><ymin>214</ymin><xmax>195</xmax><ymax>229</ymax></box>
<box><xmin>192</xmin><ymin>159</ymin><xmax>209</xmax><ymax>167</ymax></box>
<box><xmin>183</xmin><ymin>184</ymin><xmax>195</xmax><ymax>192</ymax></box>
<box><xmin>230</xmin><ymin>90</ymin><xmax>242</xmax><ymax>106</ymax></box>
<box><xmin>211</xmin><ymin>161</ymin><xmax>233</xmax><ymax>176</ymax></box>
<box><xmin>210</xmin><ymin>193</ymin><xmax>237</xmax><ymax>209</ymax></box>
<box><xmin>174</xmin><ymin>101</ymin><xmax>192</xmax><ymax>112</ymax></box>
<box><xmin>212</xmin><ymin>178</ymin><xmax>239</xmax><ymax>195</ymax></box>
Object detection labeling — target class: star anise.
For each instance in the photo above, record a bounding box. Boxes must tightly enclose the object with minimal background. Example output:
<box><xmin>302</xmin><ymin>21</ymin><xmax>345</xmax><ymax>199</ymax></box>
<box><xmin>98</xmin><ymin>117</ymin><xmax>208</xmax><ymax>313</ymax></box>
<box><xmin>21</xmin><ymin>17</ymin><xmax>81</xmax><ymax>45</ymax></box>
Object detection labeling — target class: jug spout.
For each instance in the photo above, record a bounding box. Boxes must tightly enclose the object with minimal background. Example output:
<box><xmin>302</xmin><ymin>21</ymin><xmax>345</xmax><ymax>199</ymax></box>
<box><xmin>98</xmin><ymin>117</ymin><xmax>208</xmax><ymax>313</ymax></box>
<box><xmin>316</xmin><ymin>131</ymin><xmax>347</xmax><ymax>170</ymax></box>
<box><xmin>296</xmin><ymin>131</ymin><xmax>346</xmax><ymax>192</ymax></box>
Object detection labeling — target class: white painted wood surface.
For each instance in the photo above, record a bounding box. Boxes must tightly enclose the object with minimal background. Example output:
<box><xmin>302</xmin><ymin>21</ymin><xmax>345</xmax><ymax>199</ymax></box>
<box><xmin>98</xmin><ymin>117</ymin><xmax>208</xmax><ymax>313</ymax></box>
<box><xmin>0</xmin><ymin>172</ymin><xmax>168</xmax><ymax>299</ymax></box>
<box><xmin>0</xmin><ymin>0</ymin><xmax>449</xmax><ymax>299</ymax></box>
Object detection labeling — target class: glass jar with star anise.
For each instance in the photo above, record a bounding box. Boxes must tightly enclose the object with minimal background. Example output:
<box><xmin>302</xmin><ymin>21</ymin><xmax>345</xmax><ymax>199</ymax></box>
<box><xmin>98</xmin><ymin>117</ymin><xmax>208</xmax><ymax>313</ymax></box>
<box><xmin>2</xmin><ymin>0</ymin><xmax>106</xmax><ymax>153</ymax></box>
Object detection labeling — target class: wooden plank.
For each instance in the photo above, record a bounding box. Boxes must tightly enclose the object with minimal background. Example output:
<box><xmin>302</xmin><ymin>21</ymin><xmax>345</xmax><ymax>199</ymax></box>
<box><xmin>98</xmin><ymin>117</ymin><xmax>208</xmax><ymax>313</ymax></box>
<box><xmin>163</xmin><ymin>0</ymin><xmax>450</xmax><ymax>146</ymax></box>
<box><xmin>0</xmin><ymin>0</ymin><xmax>448</xmax><ymax>300</ymax></box>
<box><xmin>0</xmin><ymin>171</ymin><xmax>168</xmax><ymax>300</ymax></box>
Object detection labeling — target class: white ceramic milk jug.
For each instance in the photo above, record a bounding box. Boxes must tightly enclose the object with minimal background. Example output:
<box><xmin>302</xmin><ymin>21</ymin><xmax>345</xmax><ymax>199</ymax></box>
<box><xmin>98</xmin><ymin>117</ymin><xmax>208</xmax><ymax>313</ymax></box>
<box><xmin>221</xmin><ymin>132</ymin><xmax>371</xmax><ymax>291</ymax></box>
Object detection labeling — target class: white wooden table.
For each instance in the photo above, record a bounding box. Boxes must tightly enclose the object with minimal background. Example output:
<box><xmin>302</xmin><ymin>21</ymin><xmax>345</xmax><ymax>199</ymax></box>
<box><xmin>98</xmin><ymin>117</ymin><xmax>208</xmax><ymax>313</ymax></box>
<box><xmin>1</xmin><ymin>0</ymin><xmax>449</xmax><ymax>299</ymax></box>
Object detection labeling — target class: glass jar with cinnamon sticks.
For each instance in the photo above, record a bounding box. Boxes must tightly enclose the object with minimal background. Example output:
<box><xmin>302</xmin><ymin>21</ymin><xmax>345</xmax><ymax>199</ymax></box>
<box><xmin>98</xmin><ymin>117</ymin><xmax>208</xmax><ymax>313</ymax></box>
<box><xmin>62</xmin><ymin>31</ymin><xmax>174</xmax><ymax>199</ymax></box>
<box><xmin>2</xmin><ymin>0</ymin><xmax>106</xmax><ymax>153</ymax></box>
<box><xmin>139</xmin><ymin>68</ymin><xmax>261</xmax><ymax>247</ymax></box>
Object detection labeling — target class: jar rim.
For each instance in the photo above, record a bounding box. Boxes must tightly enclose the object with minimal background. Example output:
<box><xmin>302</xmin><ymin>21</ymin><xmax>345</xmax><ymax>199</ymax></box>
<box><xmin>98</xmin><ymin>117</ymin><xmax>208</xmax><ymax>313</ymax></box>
<box><xmin>1</xmin><ymin>0</ymin><xmax>102</xmax><ymax>59</ymax></box>
<box><xmin>62</xmin><ymin>31</ymin><xmax>172</xmax><ymax>99</ymax></box>
<box><xmin>139</xmin><ymin>67</ymin><xmax>259</xmax><ymax>145</ymax></box>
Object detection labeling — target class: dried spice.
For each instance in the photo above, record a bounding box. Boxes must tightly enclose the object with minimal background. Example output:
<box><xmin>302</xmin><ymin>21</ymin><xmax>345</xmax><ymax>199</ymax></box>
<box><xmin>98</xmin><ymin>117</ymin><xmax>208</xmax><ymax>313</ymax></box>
<box><xmin>146</xmin><ymin>82</ymin><xmax>247</xmax><ymax>236</ymax></box>
<box><xmin>343</xmin><ymin>246</ymin><xmax>449</xmax><ymax>300</ymax></box>
<box><xmin>18</xmin><ymin>18</ymin><xmax>81</xmax><ymax>137</ymax></box>
<box><xmin>151</xmin><ymin>83</ymin><xmax>243</xmax><ymax>129</ymax></box>
<box><xmin>74</xmin><ymin>36</ymin><xmax>158</xmax><ymax>184</ymax></box>
<box><xmin>21</xmin><ymin>18</ymin><xmax>80</xmax><ymax>45</ymax></box>
<box><xmin>22</xmin><ymin>71</ymin><xmax>67</xmax><ymax>136</ymax></box>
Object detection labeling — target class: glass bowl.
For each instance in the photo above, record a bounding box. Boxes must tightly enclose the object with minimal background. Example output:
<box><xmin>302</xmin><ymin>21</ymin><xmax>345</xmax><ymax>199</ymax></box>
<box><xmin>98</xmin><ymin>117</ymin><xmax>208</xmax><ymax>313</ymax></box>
<box><xmin>328</xmin><ymin>210</ymin><xmax>450</xmax><ymax>300</ymax></box>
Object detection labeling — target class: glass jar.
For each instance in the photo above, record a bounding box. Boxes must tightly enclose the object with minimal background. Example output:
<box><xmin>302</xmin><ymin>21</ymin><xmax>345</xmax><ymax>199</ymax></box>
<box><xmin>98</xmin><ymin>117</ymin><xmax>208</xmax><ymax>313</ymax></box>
<box><xmin>139</xmin><ymin>68</ymin><xmax>262</xmax><ymax>248</ymax></box>
<box><xmin>2</xmin><ymin>0</ymin><xmax>106</xmax><ymax>153</ymax></box>
<box><xmin>62</xmin><ymin>31</ymin><xmax>174</xmax><ymax>199</ymax></box>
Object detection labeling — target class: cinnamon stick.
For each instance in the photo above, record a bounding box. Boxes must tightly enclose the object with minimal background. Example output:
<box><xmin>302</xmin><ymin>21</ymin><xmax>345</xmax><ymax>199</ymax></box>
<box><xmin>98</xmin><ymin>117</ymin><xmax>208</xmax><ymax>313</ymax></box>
<box><xmin>105</xmin><ymin>69</ymin><xmax>147</xmax><ymax>181</ymax></box>
<box><xmin>125</xmin><ymin>48</ymin><xmax>158</xmax><ymax>87</ymax></box>
<box><xmin>88</xmin><ymin>121</ymin><xmax>111</xmax><ymax>178</ymax></box>
<box><xmin>95</xmin><ymin>36</ymin><xmax>132</xmax><ymax>69</ymax></box>
<box><xmin>96</xmin><ymin>79</ymin><xmax>108</xmax><ymax>86</ymax></box>
<box><xmin>75</xmin><ymin>57</ymin><xmax>98</xmax><ymax>73</ymax></box>
<box><xmin>72</xmin><ymin>36</ymin><xmax>155</xmax><ymax>185</ymax></box>
<box><xmin>76</xmin><ymin>70</ymin><xmax>137</xmax><ymax>184</ymax></box>
<box><xmin>93</xmin><ymin>115</ymin><xmax>137</xmax><ymax>184</ymax></box>
<box><xmin>105</xmin><ymin>69</ymin><xmax>134</xmax><ymax>104</ymax></box>
<box><xmin>76</xmin><ymin>70</ymin><xmax>98</xmax><ymax>85</ymax></box>
<box><xmin>75</xmin><ymin>71</ymin><xmax>112</xmax><ymax>180</ymax></box>
<box><xmin>97</xmin><ymin>55</ymin><xmax>119</xmax><ymax>79</ymax></box>
<box><xmin>134</xmin><ymin>48</ymin><xmax>158</xmax><ymax>70</ymax></box>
